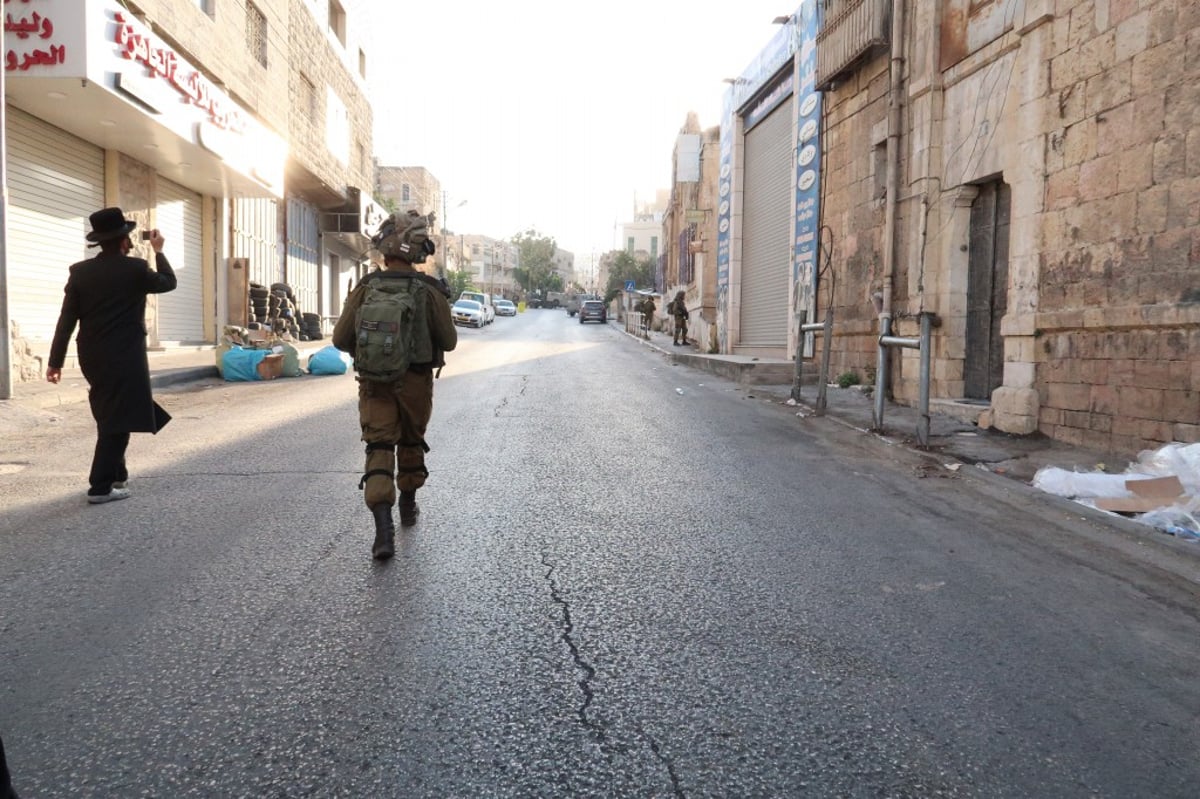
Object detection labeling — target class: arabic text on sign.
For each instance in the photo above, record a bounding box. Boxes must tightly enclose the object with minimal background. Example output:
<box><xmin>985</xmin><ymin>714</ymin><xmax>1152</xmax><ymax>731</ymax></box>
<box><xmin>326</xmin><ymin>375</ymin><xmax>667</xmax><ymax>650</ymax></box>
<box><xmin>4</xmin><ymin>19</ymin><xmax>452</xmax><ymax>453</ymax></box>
<box><xmin>5</xmin><ymin>44</ymin><xmax>64</xmax><ymax>71</ymax></box>
<box><xmin>113</xmin><ymin>12</ymin><xmax>247</xmax><ymax>133</ymax></box>
<box><xmin>4</xmin><ymin>11</ymin><xmax>53</xmax><ymax>39</ymax></box>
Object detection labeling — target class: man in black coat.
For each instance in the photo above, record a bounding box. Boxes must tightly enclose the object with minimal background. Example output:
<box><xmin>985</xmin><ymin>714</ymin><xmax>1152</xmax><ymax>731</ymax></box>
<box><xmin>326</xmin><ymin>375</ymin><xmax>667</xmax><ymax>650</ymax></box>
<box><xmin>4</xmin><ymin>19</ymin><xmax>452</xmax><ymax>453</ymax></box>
<box><xmin>46</xmin><ymin>207</ymin><xmax>178</xmax><ymax>504</ymax></box>
<box><xmin>0</xmin><ymin>733</ymin><xmax>17</xmax><ymax>799</ymax></box>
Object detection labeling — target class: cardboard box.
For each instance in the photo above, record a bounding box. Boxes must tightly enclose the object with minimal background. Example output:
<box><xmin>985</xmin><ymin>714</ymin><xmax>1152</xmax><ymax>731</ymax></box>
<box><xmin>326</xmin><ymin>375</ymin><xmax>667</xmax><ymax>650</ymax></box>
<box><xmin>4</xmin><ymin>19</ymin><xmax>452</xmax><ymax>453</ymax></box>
<box><xmin>256</xmin><ymin>353</ymin><xmax>284</xmax><ymax>380</ymax></box>
<box><xmin>1095</xmin><ymin>475</ymin><xmax>1186</xmax><ymax>513</ymax></box>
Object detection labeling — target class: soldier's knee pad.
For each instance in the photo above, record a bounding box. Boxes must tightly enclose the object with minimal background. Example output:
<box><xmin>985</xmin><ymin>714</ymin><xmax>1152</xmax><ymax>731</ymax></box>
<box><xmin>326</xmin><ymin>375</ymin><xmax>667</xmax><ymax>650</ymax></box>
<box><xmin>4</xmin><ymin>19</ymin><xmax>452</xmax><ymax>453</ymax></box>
<box><xmin>360</xmin><ymin>441</ymin><xmax>396</xmax><ymax>505</ymax></box>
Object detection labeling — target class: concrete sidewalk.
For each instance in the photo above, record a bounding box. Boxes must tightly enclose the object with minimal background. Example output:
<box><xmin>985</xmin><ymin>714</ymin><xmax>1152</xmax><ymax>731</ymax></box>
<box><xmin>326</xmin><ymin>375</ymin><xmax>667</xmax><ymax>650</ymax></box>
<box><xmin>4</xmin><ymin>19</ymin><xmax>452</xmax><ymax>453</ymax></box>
<box><xmin>2</xmin><ymin>341</ymin><xmax>333</xmax><ymax>414</ymax></box>
<box><xmin>619</xmin><ymin>320</ymin><xmax>1121</xmax><ymax>486</ymax></box>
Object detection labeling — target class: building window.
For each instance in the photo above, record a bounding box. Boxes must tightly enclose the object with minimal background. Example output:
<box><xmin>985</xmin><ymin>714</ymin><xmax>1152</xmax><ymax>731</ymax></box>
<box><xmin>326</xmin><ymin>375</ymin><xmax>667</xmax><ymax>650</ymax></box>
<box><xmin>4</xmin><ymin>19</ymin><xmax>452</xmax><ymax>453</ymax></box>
<box><xmin>300</xmin><ymin>74</ymin><xmax>317</xmax><ymax>121</ymax></box>
<box><xmin>193</xmin><ymin>0</ymin><xmax>213</xmax><ymax>15</ymax></box>
<box><xmin>328</xmin><ymin>0</ymin><xmax>347</xmax><ymax>46</ymax></box>
<box><xmin>650</xmin><ymin>236</ymin><xmax>658</xmax><ymax>259</ymax></box>
<box><xmin>626</xmin><ymin>237</ymin><xmax>635</xmax><ymax>253</ymax></box>
<box><xmin>873</xmin><ymin>141</ymin><xmax>887</xmax><ymax>201</ymax></box>
<box><xmin>246</xmin><ymin>2</ymin><xmax>268</xmax><ymax>68</ymax></box>
<box><xmin>358</xmin><ymin>48</ymin><xmax>367</xmax><ymax>79</ymax></box>
<box><xmin>402</xmin><ymin>184</ymin><xmax>411</xmax><ymax>203</ymax></box>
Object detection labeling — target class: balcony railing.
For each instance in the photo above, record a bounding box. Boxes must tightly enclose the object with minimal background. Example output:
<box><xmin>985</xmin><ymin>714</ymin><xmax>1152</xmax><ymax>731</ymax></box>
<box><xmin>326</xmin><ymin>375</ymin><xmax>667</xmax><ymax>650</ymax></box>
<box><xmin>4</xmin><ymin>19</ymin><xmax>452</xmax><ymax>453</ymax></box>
<box><xmin>816</xmin><ymin>0</ymin><xmax>890</xmax><ymax>91</ymax></box>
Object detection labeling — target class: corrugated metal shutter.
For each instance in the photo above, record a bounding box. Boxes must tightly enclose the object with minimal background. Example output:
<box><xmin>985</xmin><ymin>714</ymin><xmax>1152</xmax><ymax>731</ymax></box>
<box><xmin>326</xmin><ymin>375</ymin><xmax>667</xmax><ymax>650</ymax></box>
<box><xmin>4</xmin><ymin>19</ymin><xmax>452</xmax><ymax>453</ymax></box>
<box><xmin>6</xmin><ymin>107</ymin><xmax>104</xmax><ymax>346</ymax></box>
<box><xmin>155</xmin><ymin>178</ymin><xmax>205</xmax><ymax>343</ymax></box>
<box><xmin>738</xmin><ymin>103</ymin><xmax>793</xmax><ymax>348</ymax></box>
<box><xmin>286</xmin><ymin>198</ymin><xmax>320</xmax><ymax>318</ymax></box>
<box><xmin>232</xmin><ymin>197</ymin><xmax>280</xmax><ymax>289</ymax></box>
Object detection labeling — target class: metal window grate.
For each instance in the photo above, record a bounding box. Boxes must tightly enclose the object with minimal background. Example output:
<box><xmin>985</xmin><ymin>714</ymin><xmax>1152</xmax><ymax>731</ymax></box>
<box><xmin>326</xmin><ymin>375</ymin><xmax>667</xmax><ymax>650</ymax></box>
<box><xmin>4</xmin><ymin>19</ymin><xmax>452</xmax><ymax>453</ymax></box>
<box><xmin>246</xmin><ymin>2</ymin><xmax>268</xmax><ymax>68</ymax></box>
<box><xmin>815</xmin><ymin>0</ymin><xmax>890</xmax><ymax>91</ymax></box>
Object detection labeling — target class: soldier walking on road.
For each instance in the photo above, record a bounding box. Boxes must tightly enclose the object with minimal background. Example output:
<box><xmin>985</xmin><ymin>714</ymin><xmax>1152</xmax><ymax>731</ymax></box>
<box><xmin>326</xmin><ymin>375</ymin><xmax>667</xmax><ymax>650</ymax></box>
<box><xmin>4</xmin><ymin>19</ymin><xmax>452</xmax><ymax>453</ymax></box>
<box><xmin>333</xmin><ymin>210</ymin><xmax>458</xmax><ymax>560</ymax></box>
<box><xmin>641</xmin><ymin>294</ymin><xmax>656</xmax><ymax>334</ymax></box>
<box><xmin>46</xmin><ymin>207</ymin><xmax>177</xmax><ymax>505</ymax></box>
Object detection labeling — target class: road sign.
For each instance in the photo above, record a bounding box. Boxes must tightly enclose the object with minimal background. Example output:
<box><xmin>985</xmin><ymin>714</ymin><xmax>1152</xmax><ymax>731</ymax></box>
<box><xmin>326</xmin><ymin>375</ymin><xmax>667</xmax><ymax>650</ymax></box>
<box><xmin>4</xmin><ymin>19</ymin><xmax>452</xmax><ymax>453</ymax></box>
<box><xmin>624</xmin><ymin>280</ymin><xmax>635</xmax><ymax>291</ymax></box>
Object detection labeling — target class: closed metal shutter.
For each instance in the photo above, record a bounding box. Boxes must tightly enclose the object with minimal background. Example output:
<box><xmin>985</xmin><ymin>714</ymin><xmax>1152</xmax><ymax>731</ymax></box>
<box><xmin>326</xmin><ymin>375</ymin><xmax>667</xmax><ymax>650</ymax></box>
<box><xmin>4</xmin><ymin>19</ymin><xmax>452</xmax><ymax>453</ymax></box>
<box><xmin>6</xmin><ymin>107</ymin><xmax>104</xmax><ymax>346</ymax></box>
<box><xmin>738</xmin><ymin>103</ymin><xmax>793</xmax><ymax>348</ymax></box>
<box><xmin>286</xmin><ymin>198</ymin><xmax>320</xmax><ymax>318</ymax></box>
<box><xmin>232</xmin><ymin>197</ymin><xmax>280</xmax><ymax>289</ymax></box>
<box><xmin>155</xmin><ymin>178</ymin><xmax>205</xmax><ymax>343</ymax></box>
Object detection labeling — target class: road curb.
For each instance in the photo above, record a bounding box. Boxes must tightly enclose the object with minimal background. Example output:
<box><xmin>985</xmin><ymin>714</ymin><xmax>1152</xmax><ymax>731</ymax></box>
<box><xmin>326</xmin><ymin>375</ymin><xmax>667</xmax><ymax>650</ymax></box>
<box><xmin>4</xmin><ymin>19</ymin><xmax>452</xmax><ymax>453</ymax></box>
<box><xmin>619</xmin><ymin>323</ymin><xmax>1200</xmax><ymax>576</ymax></box>
<box><xmin>150</xmin><ymin>365</ymin><xmax>220</xmax><ymax>389</ymax></box>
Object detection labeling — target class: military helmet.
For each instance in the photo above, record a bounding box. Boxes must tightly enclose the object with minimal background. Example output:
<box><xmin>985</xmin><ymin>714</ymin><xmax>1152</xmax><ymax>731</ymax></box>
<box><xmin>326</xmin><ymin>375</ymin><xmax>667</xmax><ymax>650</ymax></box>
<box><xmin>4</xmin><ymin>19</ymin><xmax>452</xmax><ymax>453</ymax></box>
<box><xmin>372</xmin><ymin>209</ymin><xmax>437</xmax><ymax>263</ymax></box>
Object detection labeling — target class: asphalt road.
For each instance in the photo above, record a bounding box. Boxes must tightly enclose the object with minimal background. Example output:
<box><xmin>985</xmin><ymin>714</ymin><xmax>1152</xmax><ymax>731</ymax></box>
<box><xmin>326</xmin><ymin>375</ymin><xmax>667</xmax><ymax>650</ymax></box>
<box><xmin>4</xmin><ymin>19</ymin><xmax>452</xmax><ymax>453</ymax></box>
<box><xmin>1</xmin><ymin>309</ymin><xmax>1198</xmax><ymax>798</ymax></box>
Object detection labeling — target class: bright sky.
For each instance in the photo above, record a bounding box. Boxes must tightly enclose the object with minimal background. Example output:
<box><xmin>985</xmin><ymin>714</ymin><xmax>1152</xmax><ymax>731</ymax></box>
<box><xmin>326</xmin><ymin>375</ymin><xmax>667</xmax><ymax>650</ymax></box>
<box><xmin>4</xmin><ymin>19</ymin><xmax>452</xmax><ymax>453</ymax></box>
<box><xmin>360</xmin><ymin>0</ymin><xmax>799</xmax><ymax>261</ymax></box>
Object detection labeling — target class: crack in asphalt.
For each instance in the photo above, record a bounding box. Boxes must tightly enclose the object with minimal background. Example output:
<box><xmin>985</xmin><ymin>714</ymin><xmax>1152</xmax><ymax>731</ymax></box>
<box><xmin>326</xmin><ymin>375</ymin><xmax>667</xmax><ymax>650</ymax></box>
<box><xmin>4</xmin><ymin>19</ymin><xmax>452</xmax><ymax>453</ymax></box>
<box><xmin>541</xmin><ymin>555</ymin><xmax>690</xmax><ymax>794</ymax></box>
<box><xmin>644</xmin><ymin>730</ymin><xmax>686</xmax><ymax>798</ymax></box>
<box><xmin>541</xmin><ymin>554</ymin><xmax>603</xmax><ymax>743</ymax></box>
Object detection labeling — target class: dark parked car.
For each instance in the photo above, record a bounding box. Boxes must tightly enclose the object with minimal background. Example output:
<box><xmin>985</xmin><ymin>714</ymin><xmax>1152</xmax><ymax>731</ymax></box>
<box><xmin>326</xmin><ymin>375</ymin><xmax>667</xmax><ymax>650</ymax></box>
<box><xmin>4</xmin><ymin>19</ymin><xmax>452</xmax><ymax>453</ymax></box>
<box><xmin>579</xmin><ymin>299</ymin><xmax>607</xmax><ymax>324</ymax></box>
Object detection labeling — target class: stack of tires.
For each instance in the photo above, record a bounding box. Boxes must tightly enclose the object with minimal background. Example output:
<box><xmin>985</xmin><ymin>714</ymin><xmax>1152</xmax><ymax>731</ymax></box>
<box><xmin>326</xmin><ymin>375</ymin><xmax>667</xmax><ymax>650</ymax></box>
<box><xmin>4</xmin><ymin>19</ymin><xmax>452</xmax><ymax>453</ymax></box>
<box><xmin>270</xmin><ymin>283</ymin><xmax>301</xmax><ymax>339</ymax></box>
<box><xmin>300</xmin><ymin>312</ymin><xmax>323</xmax><ymax>341</ymax></box>
<box><xmin>248</xmin><ymin>283</ymin><xmax>270</xmax><ymax>329</ymax></box>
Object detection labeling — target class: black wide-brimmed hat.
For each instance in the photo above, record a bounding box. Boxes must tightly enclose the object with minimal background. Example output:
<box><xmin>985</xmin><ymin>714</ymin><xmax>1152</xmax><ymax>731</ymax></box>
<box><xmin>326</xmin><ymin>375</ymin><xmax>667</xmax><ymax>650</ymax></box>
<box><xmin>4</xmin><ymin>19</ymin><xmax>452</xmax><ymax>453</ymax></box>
<box><xmin>86</xmin><ymin>207</ymin><xmax>137</xmax><ymax>242</ymax></box>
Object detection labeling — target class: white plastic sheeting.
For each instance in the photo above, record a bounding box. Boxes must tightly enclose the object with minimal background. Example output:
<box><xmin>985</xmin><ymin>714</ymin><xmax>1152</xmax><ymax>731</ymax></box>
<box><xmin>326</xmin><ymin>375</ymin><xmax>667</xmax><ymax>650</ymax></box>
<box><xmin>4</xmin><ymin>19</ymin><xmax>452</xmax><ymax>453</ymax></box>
<box><xmin>1032</xmin><ymin>443</ymin><xmax>1200</xmax><ymax>541</ymax></box>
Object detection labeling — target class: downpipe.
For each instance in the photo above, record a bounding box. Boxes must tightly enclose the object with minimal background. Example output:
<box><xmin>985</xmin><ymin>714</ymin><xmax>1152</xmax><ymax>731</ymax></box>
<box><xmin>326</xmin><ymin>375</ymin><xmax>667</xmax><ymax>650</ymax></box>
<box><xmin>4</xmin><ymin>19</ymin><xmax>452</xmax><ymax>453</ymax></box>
<box><xmin>872</xmin><ymin>0</ymin><xmax>906</xmax><ymax>431</ymax></box>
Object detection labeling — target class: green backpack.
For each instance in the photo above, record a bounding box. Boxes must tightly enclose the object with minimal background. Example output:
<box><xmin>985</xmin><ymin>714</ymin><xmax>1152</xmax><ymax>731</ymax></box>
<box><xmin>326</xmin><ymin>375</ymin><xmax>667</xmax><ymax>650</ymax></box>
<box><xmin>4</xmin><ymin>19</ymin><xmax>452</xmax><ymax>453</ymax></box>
<box><xmin>352</xmin><ymin>272</ymin><xmax>432</xmax><ymax>382</ymax></box>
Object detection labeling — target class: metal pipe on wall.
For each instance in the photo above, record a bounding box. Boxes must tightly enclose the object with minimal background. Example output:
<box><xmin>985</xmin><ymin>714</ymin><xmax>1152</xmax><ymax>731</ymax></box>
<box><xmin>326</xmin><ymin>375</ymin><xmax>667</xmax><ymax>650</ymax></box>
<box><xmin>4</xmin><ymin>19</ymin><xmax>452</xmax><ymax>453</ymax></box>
<box><xmin>0</xmin><ymin>70</ymin><xmax>12</xmax><ymax>400</ymax></box>
<box><xmin>873</xmin><ymin>0</ymin><xmax>907</xmax><ymax>430</ymax></box>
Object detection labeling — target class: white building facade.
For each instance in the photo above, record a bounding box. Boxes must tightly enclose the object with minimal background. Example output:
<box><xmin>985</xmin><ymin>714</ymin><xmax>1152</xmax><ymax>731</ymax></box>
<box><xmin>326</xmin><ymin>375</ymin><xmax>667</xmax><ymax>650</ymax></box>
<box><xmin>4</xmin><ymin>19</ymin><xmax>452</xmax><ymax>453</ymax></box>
<box><xmin>2</xmin><ymin>0</ymin><xmax>375</xmax><ymax>391</ymax></box>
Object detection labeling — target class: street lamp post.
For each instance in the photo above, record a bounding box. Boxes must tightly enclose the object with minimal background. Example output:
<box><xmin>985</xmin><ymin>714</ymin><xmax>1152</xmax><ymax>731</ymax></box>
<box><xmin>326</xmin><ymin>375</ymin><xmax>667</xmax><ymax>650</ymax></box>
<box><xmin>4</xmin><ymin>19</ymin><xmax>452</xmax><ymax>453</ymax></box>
<box><xmin>441</xmin><ymin>194</ymin><xmax>467</xmax><ymax>276</ymax></box>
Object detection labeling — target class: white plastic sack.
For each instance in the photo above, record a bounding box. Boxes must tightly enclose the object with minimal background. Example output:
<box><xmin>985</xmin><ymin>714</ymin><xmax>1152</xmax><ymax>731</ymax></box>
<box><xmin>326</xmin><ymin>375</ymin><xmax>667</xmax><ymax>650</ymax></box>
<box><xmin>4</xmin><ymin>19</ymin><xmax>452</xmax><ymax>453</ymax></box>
<box><xmin>1132</xmin><ymin>443</ymin><xmax>1200</xmax><ymax>493</ymax></box>
<box><xmin>1138</xmin><ymin>497</ymin><xmax>1200</xmax><ymax>540</ymax></box>
<box><xmin>1031</xmin><ymin>468</ymin><xmax>1132</xmax><ymax>499</ymax></box>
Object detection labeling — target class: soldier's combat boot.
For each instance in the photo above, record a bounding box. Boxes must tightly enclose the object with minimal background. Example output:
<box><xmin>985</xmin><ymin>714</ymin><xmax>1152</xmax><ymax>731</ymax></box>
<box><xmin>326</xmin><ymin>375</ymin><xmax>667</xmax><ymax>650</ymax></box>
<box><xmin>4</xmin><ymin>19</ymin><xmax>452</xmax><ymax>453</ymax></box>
<box><xmin>371</xmin><ymin>503</ymin><xmax>395</xmax><ymax>560</ymax></box>
<box><xmin>399</xmin><ymin>490</ymin><xmax>420</xmax><ymax>527</ymax></box>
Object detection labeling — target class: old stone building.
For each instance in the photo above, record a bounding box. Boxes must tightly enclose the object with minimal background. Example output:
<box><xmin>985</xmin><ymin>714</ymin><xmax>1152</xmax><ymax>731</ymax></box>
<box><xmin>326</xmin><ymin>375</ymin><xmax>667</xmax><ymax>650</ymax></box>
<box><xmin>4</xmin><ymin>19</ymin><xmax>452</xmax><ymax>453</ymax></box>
<box><xmin>661</xmin><ymin>113</ymin><xmax>722</xmax><ymax>352</ymax></box>
<box><xmin>375</xmin><ymin>165</ymin><xmax>465</xmax><ymax>272</ymax></box>
<box><xmin>811</xmin><ymin>0</ymin><xmax>1199</xmax><ymax>455</ymax></box>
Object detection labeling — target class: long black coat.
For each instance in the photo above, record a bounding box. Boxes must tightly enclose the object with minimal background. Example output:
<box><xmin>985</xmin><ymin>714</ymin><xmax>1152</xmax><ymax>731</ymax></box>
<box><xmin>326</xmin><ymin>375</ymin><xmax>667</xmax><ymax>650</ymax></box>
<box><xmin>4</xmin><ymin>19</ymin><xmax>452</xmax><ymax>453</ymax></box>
<box><xmin>48</xmin><ymin>250</ymin><xmax>178</xmax><ymax>434</ymax></box>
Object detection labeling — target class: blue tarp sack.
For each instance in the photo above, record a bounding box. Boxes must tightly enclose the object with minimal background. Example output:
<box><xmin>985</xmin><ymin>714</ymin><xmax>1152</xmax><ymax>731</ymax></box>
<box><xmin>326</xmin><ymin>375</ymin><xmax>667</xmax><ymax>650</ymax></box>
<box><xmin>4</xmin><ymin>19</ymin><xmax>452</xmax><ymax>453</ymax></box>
<box><xmin>308</xmin><ymin>345</ymin><xmax>349</xmax><ymax>375</ymax></box>
<box><xmin>222</xmin><ymin>346</ymin><xmax>267</xmax><ymax>382</ymax></box>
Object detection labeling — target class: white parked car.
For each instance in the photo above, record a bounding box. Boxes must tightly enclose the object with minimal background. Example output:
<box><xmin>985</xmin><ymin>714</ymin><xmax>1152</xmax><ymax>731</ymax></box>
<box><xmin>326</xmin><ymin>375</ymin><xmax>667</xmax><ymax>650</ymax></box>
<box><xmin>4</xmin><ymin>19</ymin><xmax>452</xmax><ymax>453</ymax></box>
<box><xmin>459</xmin><ymin>291</ymin><xmax>495</xmax><ymax>324</ymax></box>
<box><xmin>451</xmin><ymin>299</ymin><xmax>485</xmax><ymax>328</ymax></box>
<box><xmin>495</xmin><ymin>299</ymin><xmax>517</xmax><ymax>316</ymax></box>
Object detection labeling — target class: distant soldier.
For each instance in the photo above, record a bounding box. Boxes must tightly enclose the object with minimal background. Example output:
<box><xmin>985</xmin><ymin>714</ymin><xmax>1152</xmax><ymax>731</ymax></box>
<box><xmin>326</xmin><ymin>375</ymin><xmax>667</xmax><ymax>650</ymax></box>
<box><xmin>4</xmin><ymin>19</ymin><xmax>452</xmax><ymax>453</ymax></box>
<box><xmin>668</xmin><ymin>290</ymin><xmax>689</xmax><ymax>346</ymax></box>
<box><xmin>641</xmin><ymin>295</ymin><xmax>656</xmax><ymax>333</ymax></box>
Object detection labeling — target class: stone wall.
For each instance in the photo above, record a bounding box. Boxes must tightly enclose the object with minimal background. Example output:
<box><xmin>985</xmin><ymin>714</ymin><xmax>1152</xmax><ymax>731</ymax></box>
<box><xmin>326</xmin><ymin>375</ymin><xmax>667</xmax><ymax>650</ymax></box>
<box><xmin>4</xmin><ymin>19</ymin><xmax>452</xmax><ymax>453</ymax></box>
<box><xmin>287</xmin><ymin>0</ymin><xmax>373</xmax><ymax>200</ymax></box>
<box><xmin>812</xmin><ymin>0</ymin><xmax>1198</xmax><ymax>455</ymax></box>
<box><xmin>1037</xmin><ymin>323</ymin><xmax>1200</xmax><ymax>452</ymax></box>
<box><xmin>1031</xmin><ymin>0</ymin><xmax>1200</xmax><ymax>452</ymax></box>
<box><xmin>816</xmin><ymin>52</ymin><xmax>891</xmax><ymax>384</ymax></box>
<box><xmin>137</xmin><ymin>0</ymin><xmax>291</xmax><ymax>133</ymax></box>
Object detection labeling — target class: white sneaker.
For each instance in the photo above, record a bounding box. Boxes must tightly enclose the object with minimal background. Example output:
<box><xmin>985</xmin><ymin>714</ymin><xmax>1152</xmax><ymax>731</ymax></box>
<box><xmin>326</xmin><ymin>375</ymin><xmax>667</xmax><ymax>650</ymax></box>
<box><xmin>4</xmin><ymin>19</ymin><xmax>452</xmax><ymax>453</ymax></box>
<box><xmin>113</xmin><ymin>480</ymin><xmax>127</xmax><ymax>489</ymax></box>
<box><xmin>88</xmin><ymin>488</ymin><xmax>131</xmax><ymax>504</ymax></box>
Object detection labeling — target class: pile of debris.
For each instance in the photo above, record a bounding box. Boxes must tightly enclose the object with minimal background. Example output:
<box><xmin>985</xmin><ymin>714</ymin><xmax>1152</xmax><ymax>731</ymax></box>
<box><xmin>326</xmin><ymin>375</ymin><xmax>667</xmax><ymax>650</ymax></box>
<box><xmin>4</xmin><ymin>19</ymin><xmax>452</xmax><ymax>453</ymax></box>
<box><xmin>1033</xmin><ymin>442</ymin><xmax>1200</xmax><ymax>540</ymax></box>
